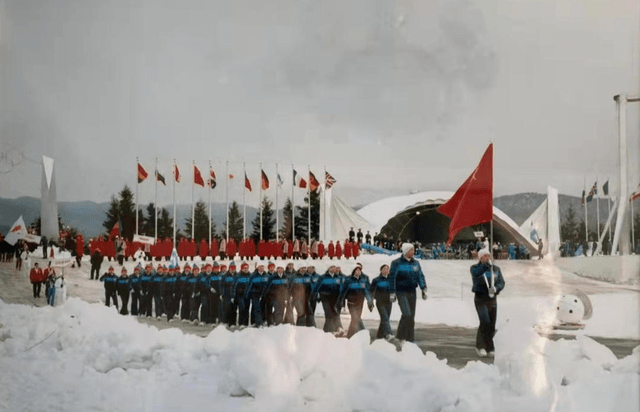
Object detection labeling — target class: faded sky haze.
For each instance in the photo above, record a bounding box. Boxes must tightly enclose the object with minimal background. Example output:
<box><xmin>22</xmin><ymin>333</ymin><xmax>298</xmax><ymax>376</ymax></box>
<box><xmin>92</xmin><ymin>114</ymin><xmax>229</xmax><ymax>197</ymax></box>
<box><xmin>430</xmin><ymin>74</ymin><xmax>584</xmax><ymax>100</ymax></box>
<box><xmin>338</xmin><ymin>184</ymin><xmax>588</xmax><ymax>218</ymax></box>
<box><xmin>0</xmin><ymin>0</ymin><xmax>638</xmax><ymax>209</ymax></box>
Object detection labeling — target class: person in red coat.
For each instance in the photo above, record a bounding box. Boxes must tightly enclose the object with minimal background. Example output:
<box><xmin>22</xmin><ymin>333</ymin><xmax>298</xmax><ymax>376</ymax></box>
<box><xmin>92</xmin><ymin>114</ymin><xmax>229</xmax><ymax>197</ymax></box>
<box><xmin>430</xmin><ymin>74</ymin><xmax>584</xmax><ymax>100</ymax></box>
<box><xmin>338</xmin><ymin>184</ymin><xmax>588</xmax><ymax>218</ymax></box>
<box><xmin>353</xmin><ymin>240</ymin><xmax>360</xmax><ymax>259</ymax></box>
<box><xmin>210</xmin><ymin>238</ymin><xmax>219</xmax><ymax>259</ymax></box>
<box><xmin>328</xmin><ymin>240</ymin><xmax>335</xmax><ymax>259</ymax></box>
<box><xmin>287</xmin><ymin>239</ymin><xmax>294</xmax><ymax>259</ymax></box>
<box><xmin>257</xmin><ymin>239</ymin><xmax>266</xmax><ymax>260</ymax></box>
<box><xmin>343</xmin><ymin>239</ymin><xmax>352</xmax><ymax>259</ymax></box>
<box><xmin>188</xmin><ymin>238</ymin><xmax>197</xmax><ymax>260</ymax></box>
<box><xmin>199</xmin><ymin>238</ymin><xmax>209</xmax><ymax>259</ymax></box>
<box><xmin>318</xmin><ymin>240</ymin><xmax>325</xmax><ymax>259</ymax></box>
<box><xmin>335</xmin><ymin>240</ymin><xmax>343</xmax><ymax>259</ymax></box>
<box><xmin>227</xmin><ymin>238</ymin><xmax>237</xmax><ymax>259</ymax></box>
<box><xmin>76</xmin><ymin>234</ymin><xmax>84</xmax><ymax>267</ymax></box>
<box><xmin>268</xmin><ymin>239</ymin><xmax>277</xmax><ymax>259</ymax></box>
<box><xmin>177</xmin><ymin>238</ymin><xmax>187</xmax><ymax>261</ymax></box>
<box><xmin>30</xmin><ymin>262</ymin><xmax>44</xmax><ymax>298</ymax></box>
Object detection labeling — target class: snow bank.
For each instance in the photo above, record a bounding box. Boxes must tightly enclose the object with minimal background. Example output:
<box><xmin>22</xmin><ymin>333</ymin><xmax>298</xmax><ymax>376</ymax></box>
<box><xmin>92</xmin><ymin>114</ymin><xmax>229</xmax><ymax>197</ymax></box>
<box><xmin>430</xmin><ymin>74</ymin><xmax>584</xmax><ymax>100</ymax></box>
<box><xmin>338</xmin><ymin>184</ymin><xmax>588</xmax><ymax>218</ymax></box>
<box><xmin>0</xmin><ymin>298</ymin><xmax>637</xmax><ymax>412</ymax></box>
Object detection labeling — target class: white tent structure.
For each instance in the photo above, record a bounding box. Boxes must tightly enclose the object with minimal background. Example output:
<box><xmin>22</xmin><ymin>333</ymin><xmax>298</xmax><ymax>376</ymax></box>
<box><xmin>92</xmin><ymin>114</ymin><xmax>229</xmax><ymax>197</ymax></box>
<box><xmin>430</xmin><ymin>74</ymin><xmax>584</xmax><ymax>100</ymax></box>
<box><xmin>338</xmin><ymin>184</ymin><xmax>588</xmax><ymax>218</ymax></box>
<box><xmin>357</xmin><ymin>191</ymin><xmax>539</xmax><ymax>255</ymax></box>
<box><xmin>518</xmin><ymin>186</ymin><xmax>561</xmax><ymax>257</ymax></box>
<box><xmin>319</xmin><ymin>189</ymin><xmax>373</xmax><ymax>242</ymax></box>
<box><xmin>41</xmin><ymin>155</ymin><xmax>59</xmax><ymax>241</ymax></box>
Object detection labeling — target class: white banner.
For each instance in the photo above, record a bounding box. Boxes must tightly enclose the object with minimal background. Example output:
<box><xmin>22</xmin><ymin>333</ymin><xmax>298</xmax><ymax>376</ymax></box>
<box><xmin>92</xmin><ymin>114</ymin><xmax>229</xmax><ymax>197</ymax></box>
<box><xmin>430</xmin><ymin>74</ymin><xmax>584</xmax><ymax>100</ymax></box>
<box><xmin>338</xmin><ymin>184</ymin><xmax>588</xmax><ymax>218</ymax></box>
<box><xmin>52</xmin><ymin>257</ymin><xmax>74</xmax><ymax>268</ymax></box>
<box><xmin>4</xmin><ymin>216</ymin><xmax>27</xmax><ymax>246</ymax></box>
<box><xmin>133</xmin><ymin>234</ymin><xmax>156</xmax><ymax>245</ymax></box>
<box><xmin>22</xmin><ymin>233</ymin><xmax>42</xmax><ymax>244</ymax></box>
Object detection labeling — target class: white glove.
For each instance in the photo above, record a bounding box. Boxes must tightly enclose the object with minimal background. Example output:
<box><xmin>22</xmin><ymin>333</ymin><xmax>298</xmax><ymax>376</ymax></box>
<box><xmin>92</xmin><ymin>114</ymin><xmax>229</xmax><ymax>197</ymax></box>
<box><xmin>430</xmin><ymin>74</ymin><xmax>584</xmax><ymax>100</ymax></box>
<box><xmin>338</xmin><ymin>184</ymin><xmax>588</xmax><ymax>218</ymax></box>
<box><xmin>210</xmin><ymin>288</ymin><xmax>217</xmax><ymax>293</ymax></box>
<box><xmin>421</xmin><ymin>290</ymin><xmax>427</xmax><ymax>300</ymax></box>
<box><xmin>390</xmin><ymin>293</ymin><xmax>396</xmax><ymax>303</ymax></box>
<box><xmin>230</xmin><ymin>298</ymin><xmax>235</xmax><ymax>304</ymax></box>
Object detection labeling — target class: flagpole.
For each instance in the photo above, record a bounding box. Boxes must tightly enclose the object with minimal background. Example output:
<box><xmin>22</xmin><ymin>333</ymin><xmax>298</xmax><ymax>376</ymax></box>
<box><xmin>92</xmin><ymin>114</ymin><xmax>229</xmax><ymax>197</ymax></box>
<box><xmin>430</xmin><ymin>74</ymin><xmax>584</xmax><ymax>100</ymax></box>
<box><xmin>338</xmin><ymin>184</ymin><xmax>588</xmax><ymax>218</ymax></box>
<box><xmin>323</xmin><ymin>166</ymin><xmax>327</xmax><ymax>241</ymax></box>
<box><xmin>208</xmin><ymin>160</ymin><xmax>212</xmax><ymax>246</ymax></box>
<box><xmin>173</xmin><ymin>160</ymin><xmax>176</xmax><ymax>248</ymax></box>
<box><xmin>154</xmin><ymin>157</ymin><xmax>158</xmax><ymax>242</ymax></box>
<box><xmin>276</xmin><ymin>163</ymin><xmax>280</xmax><ymax>242</ymax></box>
<box><xmin>584</xmin><ymin>176</ymin><xmax>588</xmax><ymax>244</ymax></box>
<box><xmin>596</xmin><ymin>177</ymin><xmax>600</xmax><ymax>243</ymax></box>
<box><xmin>607</xmin><ymin>177</ymin><xmax>612</xmax><ymax>245</ymax></box>
<box><xmin>490</xmin><ymin>142</ymin><xmax>495</xmax><ymax>289</ymax></box>
<box><xmin>243</xmin><ymin>162</ymin><xmax>246</xmax><ymax>240</ymax></box>
<box><xmin>307</xmin><ymin>165</ymin><xmax>311</xmax><ymax>246</ymax></box>
<box><xmin>292</xmin><ymin>164</ymin><xmax>295</xmax><ymax>241</ymax></box>
<box><xmin>136</xmin><ymin>157</ymin><xmax>139</xmax><ymax>235</ymax></box>
<box><xmin>631</xmin><ymin>197</ymin><xmax>635</xmax><ymax>249</ymax></box>
<box><xmin>191</xmin><ymin>160</ymin><xmax>195</xmax><ymax>240</ymax></box>
<box><xmin>226</xmin><ymin>160</ymin><xmax>229</xmax><ymax>242</ymax></box>
<box><xmin>260</xmin><ymin>162</ymin><xmax>263</xmax><ymax>241</ymax></box>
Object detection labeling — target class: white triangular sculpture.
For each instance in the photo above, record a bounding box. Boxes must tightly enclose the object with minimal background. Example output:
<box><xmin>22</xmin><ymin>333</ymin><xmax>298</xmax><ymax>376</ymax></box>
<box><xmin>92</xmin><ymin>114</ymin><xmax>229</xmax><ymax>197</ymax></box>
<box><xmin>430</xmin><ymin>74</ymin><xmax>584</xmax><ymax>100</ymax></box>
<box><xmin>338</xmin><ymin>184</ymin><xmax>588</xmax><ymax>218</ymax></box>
<box><xmin>320</xmin><ymin>189</ymin><xmax>372</xmax><ymax>242</ymax></box>
<box><xmin>40</xmin><ymin>156</ymin><xmax>59</xmax><ymax>241</ymax></box>
<box><xmin>518</xmin><ymin>186</ymin><xmax>561</xmax><ymax>257</ymax></box>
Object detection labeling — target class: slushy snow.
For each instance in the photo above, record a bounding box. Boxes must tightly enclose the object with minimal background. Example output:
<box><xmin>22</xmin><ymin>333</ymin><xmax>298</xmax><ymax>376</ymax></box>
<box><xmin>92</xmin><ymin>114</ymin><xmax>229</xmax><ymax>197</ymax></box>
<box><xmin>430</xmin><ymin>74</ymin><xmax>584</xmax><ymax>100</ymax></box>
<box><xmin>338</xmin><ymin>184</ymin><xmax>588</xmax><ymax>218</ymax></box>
<box><xmin>0</xmin><ymin>296</ymin><xmax>638</xmax><ymax>412</ymax></box>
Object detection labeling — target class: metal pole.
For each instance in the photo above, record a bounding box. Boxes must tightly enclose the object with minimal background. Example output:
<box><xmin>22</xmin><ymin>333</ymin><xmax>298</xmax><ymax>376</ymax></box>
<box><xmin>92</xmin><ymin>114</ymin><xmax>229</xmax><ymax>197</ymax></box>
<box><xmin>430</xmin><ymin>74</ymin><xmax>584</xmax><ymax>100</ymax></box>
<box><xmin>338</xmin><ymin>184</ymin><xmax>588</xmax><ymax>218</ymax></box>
<box><xmin>596</xmin><ymin>178</ymin><xmax>600</xmax><ymax>243</ymax></box>
<box><xmin>208</xmin><ymin>161</ymin><xmax>212</xmax><ymax>246</ymax></box>
<box><xmin>243</xmin><ymin>162</ymin><xmax>246</xmax><ymax>240</ymax></box>
<box><xmin>173</xmin><ymin>160</ymin><xmax>176</xmax><ymax>247</ymax></box>
<box><xmin>226</xmin><ymin>160</ymin><xmax>229</xmax><ymax>242</ymax></box>
<box><xmin>612</xmin><ymin>94</ymin><xmax>631</xmax><ymax>255</ymax></box>
<box><xmin>323</xmin><ymin>166</ymin><xmax>327</xmax><ymax>241</ymax></box>
<box><xmin>631</xmin><ymin>198</ymin><xmax>635</xmax><ymax>250</ymax></box>
<box><xmin>292</xmin><ymin>165</ymin><xmax>295</xmax><ymax>241</ymax></box>
<box><xmin>136</xmin><ymin>157</ymin><xmax>139</xmax><ymax>235</ymax></box>
<box><xmin>260</xmin><ymin>163</ymin><xmax>263</xmax><ymax>240</ymax></box>
<box><xmin>584</xmin><ymin>176</ymin><xmax>588</xmax><ymax>244</ymax></box>
<box><xmin>276</xmin><ymin>163</ymin><xmax>279</xmax><ymax>242</ymax></box>
<box><xmin>308</xmin><ymin>165</ymin><xmax>311</xmax><ymax>246</ymax></box>
<box><xmin>191</xmin><ymin>160</ymin><xmax>195</xmax><ymax>239</ymax></box>
<box><xmin>154</xmin><ymin>157</ymin><xmax>158</xmax><ymax>242</ymax></box>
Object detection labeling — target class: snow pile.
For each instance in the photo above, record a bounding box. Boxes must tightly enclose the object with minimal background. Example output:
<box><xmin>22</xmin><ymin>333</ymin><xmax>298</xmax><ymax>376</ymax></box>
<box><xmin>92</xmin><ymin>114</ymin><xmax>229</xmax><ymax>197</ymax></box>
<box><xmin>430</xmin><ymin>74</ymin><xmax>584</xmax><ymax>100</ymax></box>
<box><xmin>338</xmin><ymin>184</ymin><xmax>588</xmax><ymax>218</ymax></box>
<box><xmin>0</xmin><ymin>298</ymin><xmax>638</xmax><ymax>412</ymax></box>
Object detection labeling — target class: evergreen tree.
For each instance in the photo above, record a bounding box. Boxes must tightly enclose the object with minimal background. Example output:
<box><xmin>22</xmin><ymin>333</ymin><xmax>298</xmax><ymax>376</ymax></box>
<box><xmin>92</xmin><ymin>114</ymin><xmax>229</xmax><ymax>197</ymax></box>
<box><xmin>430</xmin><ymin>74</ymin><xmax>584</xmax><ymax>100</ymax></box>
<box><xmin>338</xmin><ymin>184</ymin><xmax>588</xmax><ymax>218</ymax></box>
<box><xmin>221</xmin><ymin>201</ymin><xmax>244</xmax><ymax>241</ymax></box>
<box><xmin>118</xmin><ymin>185</ymin><xmax>136</xmax><ymax>241</ymax></box>
<box><xmin>294</xmin><ymin>189</ymin><xmax>320</xmax><ymax>241</ymax></box>
<box><xmin>103</xmin><ymin>195</ymin><xmax>120</xmax><ymax>234</ymax></box>
<box><xmin>560</xmin><ymin>205</ymin><xmax>579</xmax><ymax>242</ymax></box>
<box><xmin>251</xmin><ymin>197</ymin><xmax>276</xmax><ymax>242</ymax></box>
<box><xmin>184</xmin><ymin>200</ymin><xmax>210</xmax><ymax>241</ymax></box>
<box><xmin>158</xmin><ymin>207</ymin><xmax>178</xmax><ymax>239</ymax></box>
<box><xmin>280</xmin><ymin>197</ymin><xmax>294</xmax><ymax>240</ymax></box>
<box><xmin>141</xmin><ymin>203</ymin><xmax>156</xmax><ymax>236</ymax></box>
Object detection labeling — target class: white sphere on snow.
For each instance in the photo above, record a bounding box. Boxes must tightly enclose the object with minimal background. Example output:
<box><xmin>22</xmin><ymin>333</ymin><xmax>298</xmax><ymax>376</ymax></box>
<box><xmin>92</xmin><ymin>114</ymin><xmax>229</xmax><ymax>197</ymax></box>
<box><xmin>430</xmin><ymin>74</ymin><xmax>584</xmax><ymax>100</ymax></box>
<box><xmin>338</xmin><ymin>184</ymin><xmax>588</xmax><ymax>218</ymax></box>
<box><xmin>556</xmin><ymin>294</ymin><xmax>585</xmax><ymax>324</ymax></box>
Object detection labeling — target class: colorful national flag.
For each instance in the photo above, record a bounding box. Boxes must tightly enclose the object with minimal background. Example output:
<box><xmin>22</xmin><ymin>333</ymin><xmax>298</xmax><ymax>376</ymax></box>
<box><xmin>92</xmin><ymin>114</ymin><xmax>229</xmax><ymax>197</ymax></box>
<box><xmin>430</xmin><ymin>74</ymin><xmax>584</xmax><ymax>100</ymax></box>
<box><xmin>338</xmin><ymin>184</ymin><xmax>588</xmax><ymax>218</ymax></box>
<box><xmin>156</xmin><ymin>171</ymin><xmax>166</xmax><ymax>186</ymax></box>
<box><xmin>586</xmin><ymin>181</ymin><xmax>597</xmax><ymax>203</ymax></box>
<box><xmin>208</xmin><ymin>169</ymin><xmax>217</xmax><ymax>189</ymax></box>
<box><xmin>325</xmin><ymin>171</ymin><xmax>337</xmax><ymax>189</ymax></box>
<box><xmin>4</xmin><ymin>215</ymin><xmax>27</xmax><ymax>245</ymax></box>
<box><xmin>293</xmin><ymin>169</ymin><xmax>307</xmax><ymax>188</ymax></box>
<box><xmin>309</xmin><ymin>171</ymin><xmax>320</xmax><ymax>192</ymax></box>
<box><xmin>173</xmin><ymin>164</ymin><xmax>181</xmax><ymax>182</ymax></box>
<box><xmin>581</xmin><ymin>190</ymin><xmax>586</xmax><ymax>206</ymax></box>
<box><xmin>277</xmin><ymin>173</ymin><xmax>283</xmax><ymax>187</ymax></box>
<box><xmin>245</xmin><ymin>172</ymin><xmax>252</xmax><ymax>192</ymax></box>
<box><xmin>602</xmin><ymin>180</ymin><xmax>609</xmax><ymax>197</ymax></box>
<box><xmin>631</xmin><ymin>182</ymin><xmax>640</xmax><ymax>202</ymax></box>
<box><xmin>261</xmin><ymin>170</ymin><xmax>270</xmax><ymax>190</ymax></box>
<box><xmin>138</xmin><ymin>163</ymin><xmax>148</xmax><ymax>183</ymax></box>
<box><xmin>437</xmin><ymin>144</ymin><xmax>493</xmax><ymax>245</ymax></box>
<box><xmin>109</xmin><ymin>218</ymin><xmax>122</xmax><ymax>240</ymax></box>
<box><xmin>193</xmin><ymin>165</ymin><xmax>205</xmax><ymax>187</ymax></box>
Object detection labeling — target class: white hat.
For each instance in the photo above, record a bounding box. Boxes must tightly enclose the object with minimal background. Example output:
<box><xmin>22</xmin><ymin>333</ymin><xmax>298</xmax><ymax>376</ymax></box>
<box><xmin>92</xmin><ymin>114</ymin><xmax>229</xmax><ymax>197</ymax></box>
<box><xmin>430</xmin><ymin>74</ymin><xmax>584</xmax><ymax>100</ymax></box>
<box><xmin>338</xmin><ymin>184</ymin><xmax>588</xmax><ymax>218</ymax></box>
<box><xmin>478</xmin><ymin>249</ymin><xmax>491</xmax><ymax>260</ymax></box>
<box><xmin>401</xmin><ymin>243</ymin><xmax>414</xmax><ymax>256</ymax></box>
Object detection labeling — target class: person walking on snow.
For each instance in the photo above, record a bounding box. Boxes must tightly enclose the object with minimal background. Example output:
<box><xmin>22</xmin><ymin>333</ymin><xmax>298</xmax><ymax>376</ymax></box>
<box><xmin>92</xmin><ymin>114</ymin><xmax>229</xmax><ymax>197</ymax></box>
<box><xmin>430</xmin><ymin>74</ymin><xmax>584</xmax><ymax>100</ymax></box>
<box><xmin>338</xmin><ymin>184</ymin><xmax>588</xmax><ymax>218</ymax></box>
<box><xmin>389</xmin><ymin>243</ymin><xmax>427</xmax><ymax>343</ymax></box>
<box><xmin>470</xmin><ymin>249</ymin><xmax>505</xmax><ymax>358</ymax></box>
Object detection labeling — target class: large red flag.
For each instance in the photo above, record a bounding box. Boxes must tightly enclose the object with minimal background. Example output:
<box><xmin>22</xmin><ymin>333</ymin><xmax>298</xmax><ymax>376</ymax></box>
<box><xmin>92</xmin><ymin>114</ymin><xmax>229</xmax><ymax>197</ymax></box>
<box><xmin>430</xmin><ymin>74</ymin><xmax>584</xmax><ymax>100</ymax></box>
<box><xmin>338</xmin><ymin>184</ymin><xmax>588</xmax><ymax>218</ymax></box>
<box><xmin>309</xmin><ymin>171</ymin><xmax>320</xmax><ymax>192</ymax></box>
<box><xmin>437</xmin><ymin>144</ymin><xmax>493</xmax><ymax>245</ymax></box>
<box><xmin>193</xmin><ymin>165</ymin><xmax>205</xmax><ymax>187</ymax></box>
<box><xmin>245</xmin><ymin>172</ymin><xmax>252</xmax><ymax>192</ymax></box>
<box><xmin>173</xmin><ymin>164</ymin><xmax>181</xmax><ymax>182</ymax></box>
<box><xmin>137</xmin><ymin>163</ymin><xmax>148</xmax><ymax>183</ymax></box>
<box><xmin>261</xmin><ymin>170</ymin><xmax>269</xmax><ymax>190</ymax></box>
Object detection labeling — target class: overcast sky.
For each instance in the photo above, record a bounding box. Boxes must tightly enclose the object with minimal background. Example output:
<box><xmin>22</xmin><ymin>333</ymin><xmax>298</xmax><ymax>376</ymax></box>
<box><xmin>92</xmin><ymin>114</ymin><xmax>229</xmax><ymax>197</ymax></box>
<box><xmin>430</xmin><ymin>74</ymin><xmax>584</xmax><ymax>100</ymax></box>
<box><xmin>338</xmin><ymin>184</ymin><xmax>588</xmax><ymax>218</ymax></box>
<box><xmin>0</xmin><ymin>0</ymin><xmax>638</xmax><ymax>209</ymax></box>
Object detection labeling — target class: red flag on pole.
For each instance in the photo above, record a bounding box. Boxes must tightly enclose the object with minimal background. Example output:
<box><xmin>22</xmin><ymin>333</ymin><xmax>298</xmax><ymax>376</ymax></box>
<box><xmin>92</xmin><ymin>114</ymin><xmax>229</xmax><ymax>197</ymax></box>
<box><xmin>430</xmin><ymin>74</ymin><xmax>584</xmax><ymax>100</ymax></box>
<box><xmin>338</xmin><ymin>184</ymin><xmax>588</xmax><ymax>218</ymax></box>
<box><xmin>208</xmin><ymin>168</ymin><xmax>217</xmax><ymax>189</ymax></box>
<box><xmin>309</xmin><ymin>171</ymin><xmax>320</xmax><ymax>192</ymax></box>
<box><xmin>245</xmin><ymin>172</ymin><xmax>252</xmax><ymax>192</ymax></box>
<box><xmin>437</xmin><ymin>144</ymin><xmax>493</xmax><ymax>245</ymax></box>
<box><xmin>194</xmin><ymin>165</ymin><xmax>205</xmax><ymax>187</ymax></box>
<box><xmin>261</xmin><ymin>170</ymin><xmax>269</xmax><ymax>190</ymax></box>
<box><xmin>138</xmin><ymin>163</ymin><xmax>148</xmax><ymax>183</ymax></box>
<box><xmin>173</xmin><ymin>164</ymin><xmax>181</xmax><ymax>182</ymax></box>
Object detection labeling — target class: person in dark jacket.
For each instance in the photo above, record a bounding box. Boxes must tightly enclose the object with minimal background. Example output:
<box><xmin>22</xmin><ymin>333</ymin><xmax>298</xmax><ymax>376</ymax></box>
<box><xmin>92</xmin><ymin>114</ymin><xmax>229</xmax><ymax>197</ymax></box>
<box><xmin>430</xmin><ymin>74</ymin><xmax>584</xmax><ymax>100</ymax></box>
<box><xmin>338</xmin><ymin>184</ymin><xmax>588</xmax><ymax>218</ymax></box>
<box><xmin>389</xmin><ymin>243</ymin><xmax>427</xmax><ymax>343</ymax></box>
<box><xmin>233</xmin><ymin>262</ymin><xmax>252</xmax><ymax>327</ymax></box>
<box><xmin>207</xmin><ymin>262</ymin><xmax>223</xmax><ymax>324</ymax></box>
<box><xmin>312</xmin><ymin>265</ymin><xmax>344</xmax><ymax>334</ymax></box>
<box><xmin>262</xmin><ymin>262</ymin><xmax>277</xmax><ymax>326</ymax></box>
<box><xmin>370</xmin><ymin>264</ymin><xmax>393</xmax><ymax>339</ymax></box>
<box><xmin>337</xmin><ymin>263</ymin><xmax>373</xmax><ymax>338</ymax></box>
<box><xmin>177</xmin><ymin>264</ymin><xmax>191</xmax><ymax>321</ymax></box>
<box><xmin>187</xmin><ymin>265</ymin><xmax>202</xmax><ymax>323</ymax></box>
<box><xmin>129</xmin><ymin>266</ymin><xmax>142</xmax><ymax>316</ymax></box>
<box><xmin>304</xmin><ymin>265</ymin><xmax>320</xmax><ymax>327</ymax></box>
<box><xmin>116</xmin><ymin>267</ymin><xmax>131</xmax><ymax>315</ymax></box>
<box><xmin>90</xmin><ymin>249</ymin><xmax>104</xmax><ymax>280</ymax></box>
<box><xmin>221</xmin><ymin>263</ymin><xmax>238</xmax><ymax>325</ymax></box>
<box><xmin>262</xmin><ymin>265</ymin><xmax>290</xmax><ymax>325</ymax></box>
<box><xmin>164</xmin><ymin>266</ymin><xmax>179</xmax><ymax>322</ymax></box>
<box><xmin>244</xmin><ymin>263</ymin><xmax>270</xmax><ymax>327</ymax></box>
<box><xmin>99</xmin><ymin>266</ymin><xmax>118</xmax><ymax>309</ymax></box>
<box><xmin>289</xmin><ymin>263</ymin><xmax>310</xmax><ymax>326</ymax></box>
<box><xmin>470</xmin><ymin>249</ymin><xmax>505</xmax><ymax>358</ymax></box>
<box><xmin>151</xmin><ymin>265</ymin><xmax>166</xmax><ymax>319</ymax></box>
<box><xmin>139</xmin><ymin>264</ymin><xmax>154</xmax><ymax>317</ymax></box>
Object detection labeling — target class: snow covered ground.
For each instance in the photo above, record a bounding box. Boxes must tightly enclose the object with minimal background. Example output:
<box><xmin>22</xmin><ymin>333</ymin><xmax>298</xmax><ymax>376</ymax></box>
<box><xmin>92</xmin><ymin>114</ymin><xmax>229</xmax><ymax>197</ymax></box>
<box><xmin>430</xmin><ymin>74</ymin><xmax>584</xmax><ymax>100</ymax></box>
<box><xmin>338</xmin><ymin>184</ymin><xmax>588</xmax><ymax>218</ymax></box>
<box><xmin>1</xmin><ymin>252</ymin><xmax>638</xmax><ymax>411</ymax></box>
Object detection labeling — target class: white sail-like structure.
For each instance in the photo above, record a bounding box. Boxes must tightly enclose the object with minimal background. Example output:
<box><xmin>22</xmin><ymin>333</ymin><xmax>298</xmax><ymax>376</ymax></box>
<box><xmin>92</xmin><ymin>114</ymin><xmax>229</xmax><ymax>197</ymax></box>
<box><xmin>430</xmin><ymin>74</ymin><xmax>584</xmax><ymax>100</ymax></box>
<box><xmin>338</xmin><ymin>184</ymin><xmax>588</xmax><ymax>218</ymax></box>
<box><xmin>320</xmin><ymin>188</ymin><xmax>373</xmax><ymax>242</ymax></box>
<box><xmin>41</xmin><ymin>155</ymin><xmax>59</xmax><ymax>241</ymax></box>
<box><xmin>518</xmin><ymin>186</ymin><xmax>561</xmax><ymax>257</ymax></box>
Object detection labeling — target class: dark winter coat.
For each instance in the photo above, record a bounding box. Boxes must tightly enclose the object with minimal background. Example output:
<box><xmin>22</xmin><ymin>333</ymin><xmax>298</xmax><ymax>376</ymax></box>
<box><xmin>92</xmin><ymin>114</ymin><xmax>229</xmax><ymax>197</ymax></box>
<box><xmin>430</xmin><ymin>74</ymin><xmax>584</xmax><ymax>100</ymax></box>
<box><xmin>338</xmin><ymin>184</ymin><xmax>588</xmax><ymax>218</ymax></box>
<box><xmin>470</xmin><ymin>263</ymin><xmax>505</xmax><ymax>296</ymax></box>
<box><xmin>388</xmin><ymin>255</ymin><xmax>426</xmax><ymax>293</ymax></box>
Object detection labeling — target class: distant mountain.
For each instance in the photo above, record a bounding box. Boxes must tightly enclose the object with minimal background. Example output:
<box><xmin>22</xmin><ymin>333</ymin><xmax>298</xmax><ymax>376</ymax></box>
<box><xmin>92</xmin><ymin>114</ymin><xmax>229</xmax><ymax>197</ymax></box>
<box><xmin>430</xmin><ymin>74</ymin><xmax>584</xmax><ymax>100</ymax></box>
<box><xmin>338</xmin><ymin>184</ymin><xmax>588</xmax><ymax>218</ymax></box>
<box><xmin>0</xmin><ymin>193</ymin><xmax>619</xmax><ymax>238</ymax></box>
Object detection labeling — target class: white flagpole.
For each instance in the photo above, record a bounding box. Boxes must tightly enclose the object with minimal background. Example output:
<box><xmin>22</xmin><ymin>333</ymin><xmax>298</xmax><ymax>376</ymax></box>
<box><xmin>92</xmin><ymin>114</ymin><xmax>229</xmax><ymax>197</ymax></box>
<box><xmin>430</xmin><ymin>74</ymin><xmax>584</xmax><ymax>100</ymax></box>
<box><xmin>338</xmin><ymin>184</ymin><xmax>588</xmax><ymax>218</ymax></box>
<box><xmin>154</xmin><ymin>157</ymin><xmax>158</xmax><ymax>242</ymax></box>
<box><xmin>276</xmin><ymin>163</ymin><xmax>280</xmax><ymax>242</ymax></box>
<box><xmin>607</xmin><ymin>178</ymin><xmax>612</xmax><ymax>244</ymax></box>
<box><xmin>260</xmin><ymin>163</ymin><xmax>263</xmax><ymax>240</ymax></box>
<box><xmin>136</xmin><ymin>157</ymin><xmax>139</xmax><ymax>235</ymax></box>
<box><xmin>323</xmin><ymin>166</ymin><xmax>327</xmax><ymax>241</ymax></box>
<box><xmin>208</xmin><ymin>160</ymin><xmax>212</xmax><ymax>246</ymax></box>
<box><xmin>191</xmin><ymin>160</ymin><xmax>195</xmax><ymax>240</ymax></box>
<box><xmin>243</xmin><ymin>162</ymin><xmax>246</xmax><ymax>240</ymax></box>
<box><xmin>596</xmin><ymin>178</ymin><xmax>600</xmax><ymax>243</ymax></box>
<box><xmin>292</xmin><ymin>164</ymin><xmax>295</xmax><ymax>241</ymax></box>
<box><xmin>226</xmin><ymin>160</ymin><xmax>229</xmax><ymax>242</ymax></box>
<box><xmin>583</xmin><ymin>176</ymin><xmax>588</xmax><ymax>244</ymax></box>
<box><xmin>307</xmin><ymin>165</ymin><xmax>311</xmax><ymax>246</ymax></box>
<box><xmin>172</xmin><ymin>160</ymin><xmax>176</xmax><ymax>247</ymax></box>
<box><xmin>631</xmin><ymin>197</ymin><xmax>635</xmax><ymax>249</ymax></box>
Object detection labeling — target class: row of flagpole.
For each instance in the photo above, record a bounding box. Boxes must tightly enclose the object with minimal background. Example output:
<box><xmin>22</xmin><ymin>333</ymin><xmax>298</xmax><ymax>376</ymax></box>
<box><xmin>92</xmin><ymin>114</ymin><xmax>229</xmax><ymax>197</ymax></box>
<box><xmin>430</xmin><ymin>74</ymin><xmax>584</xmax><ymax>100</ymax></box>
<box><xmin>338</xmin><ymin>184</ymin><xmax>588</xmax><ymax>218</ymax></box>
<box><xmin>135</xmin><ymin>160</ymin><xmax>336</xmax><ymax>247</ymax></box>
